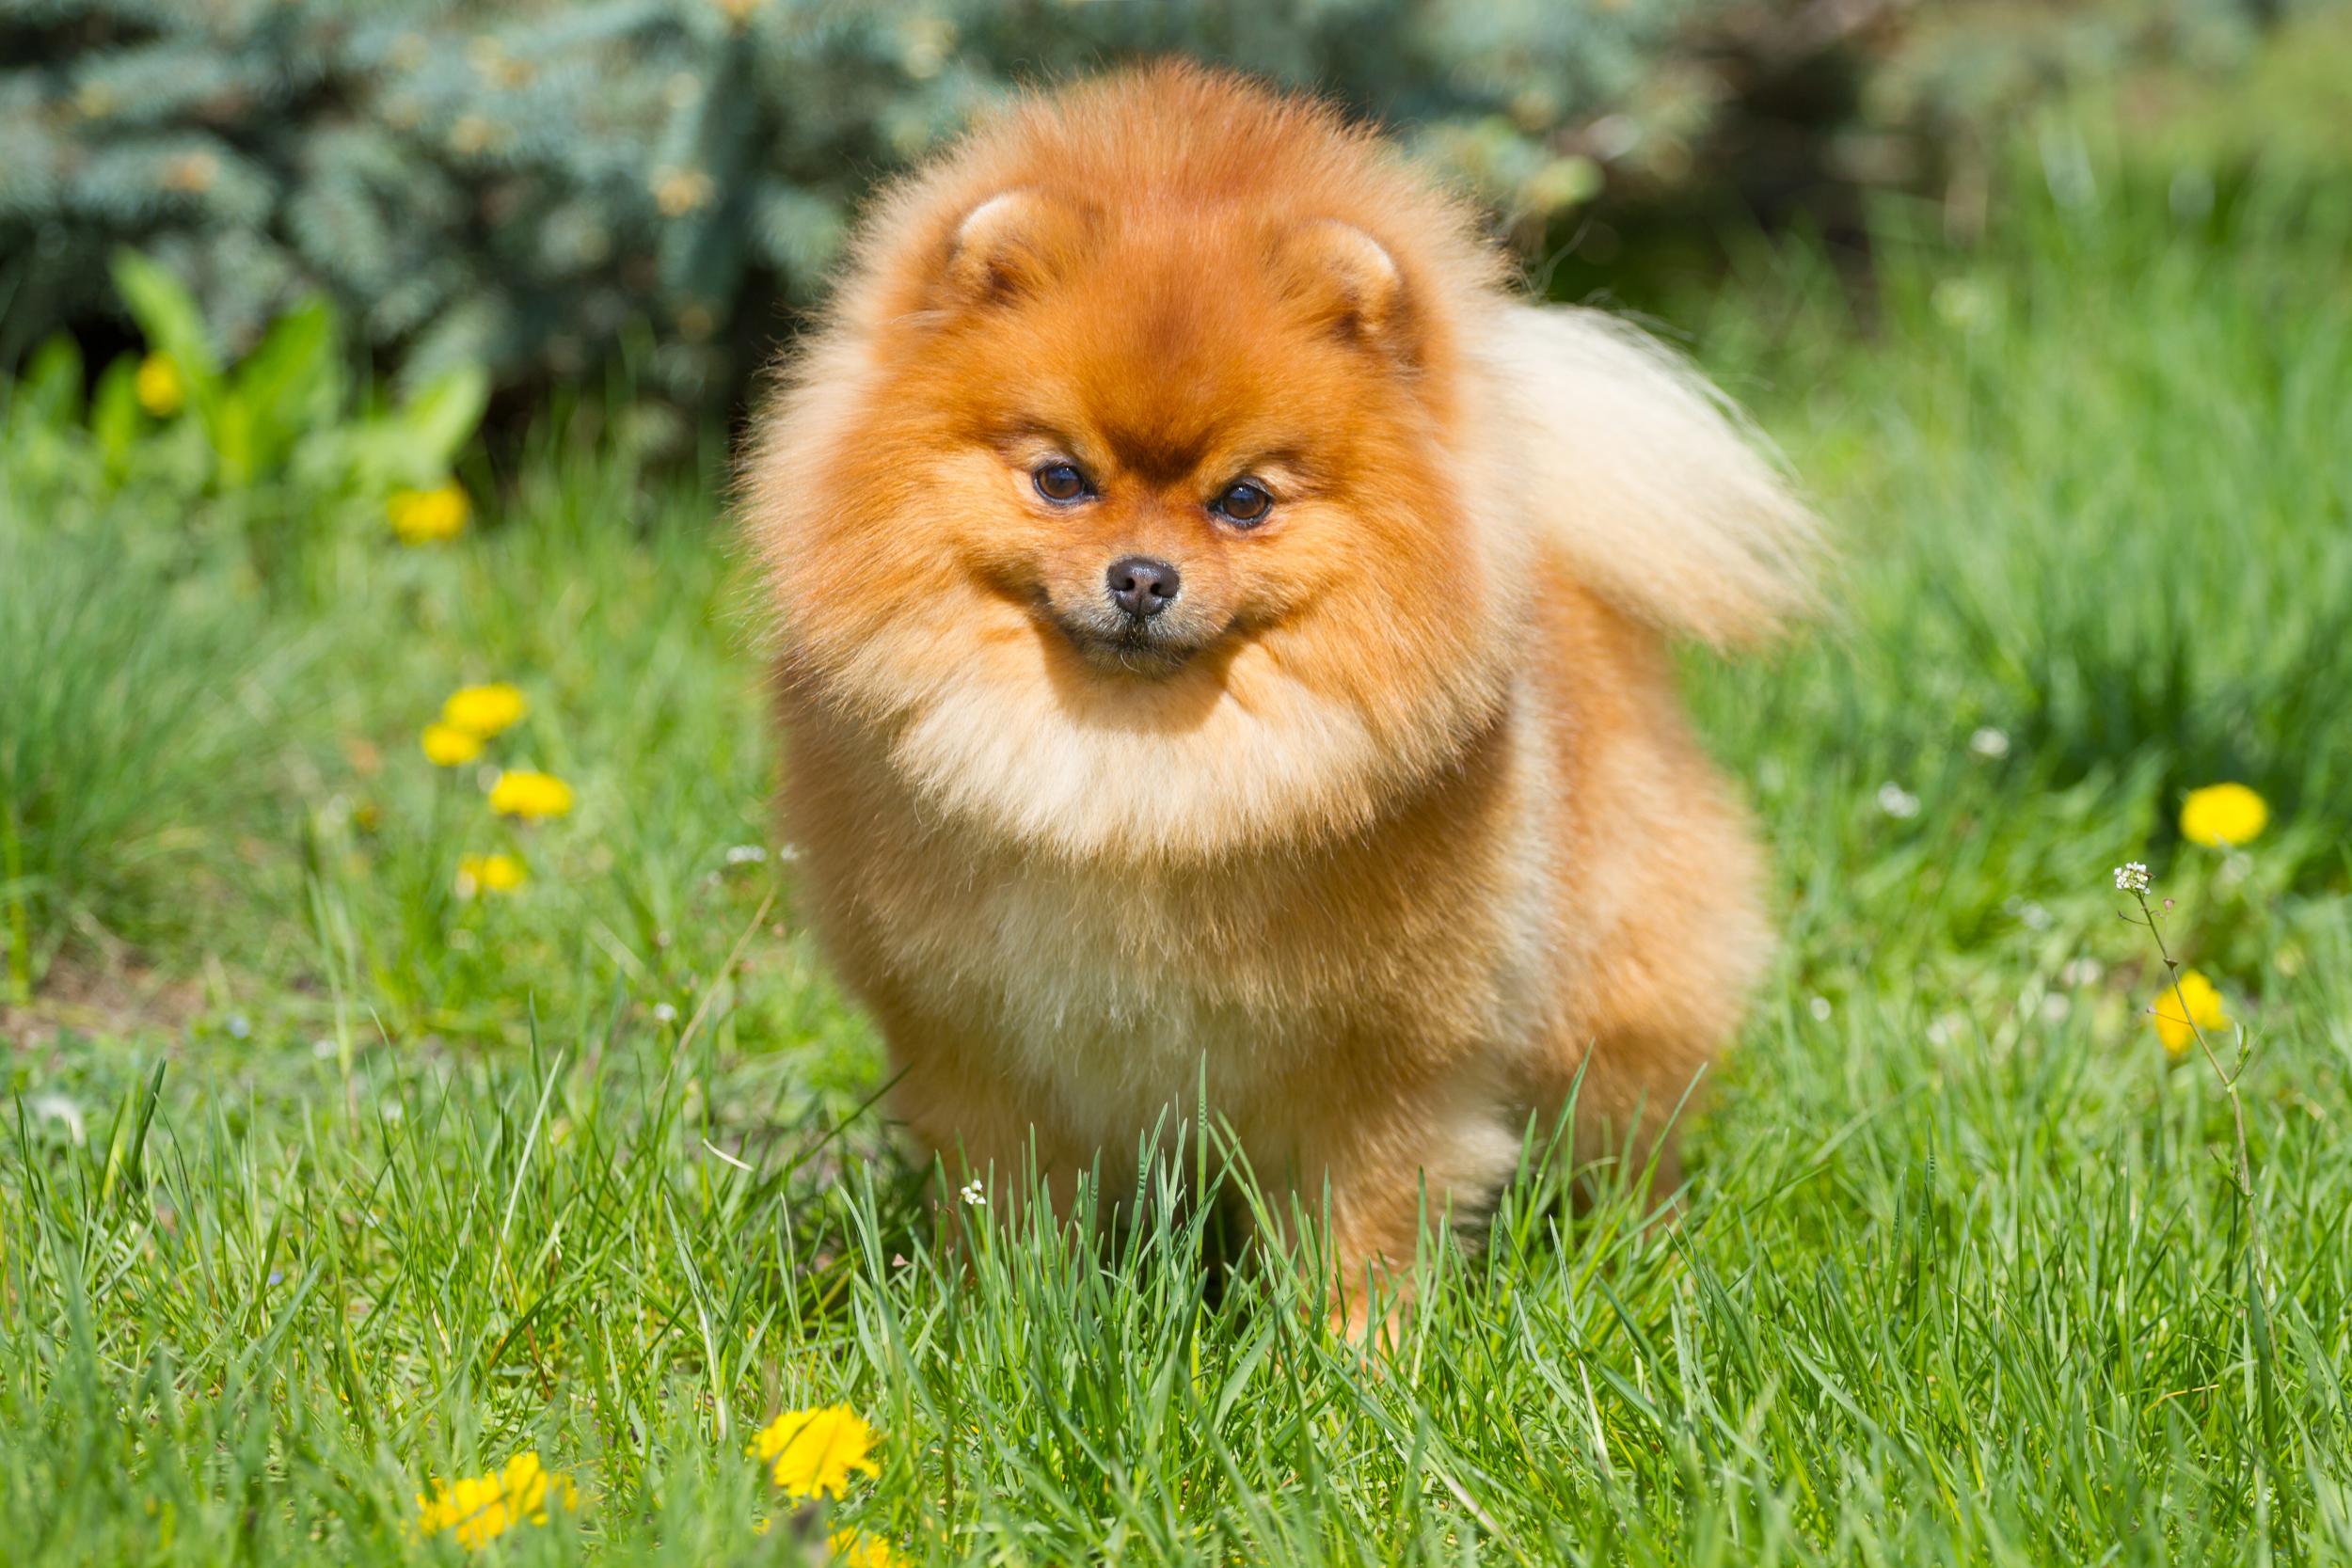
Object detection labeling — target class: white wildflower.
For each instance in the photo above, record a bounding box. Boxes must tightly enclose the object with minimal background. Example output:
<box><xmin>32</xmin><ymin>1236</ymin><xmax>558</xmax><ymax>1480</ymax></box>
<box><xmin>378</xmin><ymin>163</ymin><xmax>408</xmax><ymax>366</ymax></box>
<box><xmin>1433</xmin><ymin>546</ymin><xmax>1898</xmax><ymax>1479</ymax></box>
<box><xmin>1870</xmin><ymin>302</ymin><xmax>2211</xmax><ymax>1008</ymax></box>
<box><xmin>1807</xmin><ymin>995</ymin><xmax>1833</xmax><ymax>1022</ymax></box>
<box><xmin>723</xmin><ymin>844</ymin><xmax>769</xmax><ymax>866</ymax></box>
<box><xmin>29</xmin><ymin>1092</ymin><xmax>86</xmax><ymax>1145</ymax></box>
<box><xmin>1969</xmin><ymin>726</ymin><xmax>2010</xmax><ymax>759</ymax></box>
<box><xmin>1877</xmin><ymin>783</ymin><xmax>1921</xmax><ymax>819</ymax></box>
<box><xmin>2113</xmin><ymin>862</ymin><xmax>2151</xmax><ymax>894</ymax></box>
<box><xmin>958</xmin><ymin>1179</ymin><xmax>986</xmax><ymax>1208</ymax></box>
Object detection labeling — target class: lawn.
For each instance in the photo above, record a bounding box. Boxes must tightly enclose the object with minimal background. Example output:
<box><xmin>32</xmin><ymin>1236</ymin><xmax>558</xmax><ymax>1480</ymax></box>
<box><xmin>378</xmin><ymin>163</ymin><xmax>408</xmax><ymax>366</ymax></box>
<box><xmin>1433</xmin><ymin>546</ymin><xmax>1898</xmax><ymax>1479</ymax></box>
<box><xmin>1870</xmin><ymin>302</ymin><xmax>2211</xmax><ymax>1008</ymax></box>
<box><xmin>5</xmin><ymin>62</ymin><xmax>2352</xmax><ymax>1568</ymax></box>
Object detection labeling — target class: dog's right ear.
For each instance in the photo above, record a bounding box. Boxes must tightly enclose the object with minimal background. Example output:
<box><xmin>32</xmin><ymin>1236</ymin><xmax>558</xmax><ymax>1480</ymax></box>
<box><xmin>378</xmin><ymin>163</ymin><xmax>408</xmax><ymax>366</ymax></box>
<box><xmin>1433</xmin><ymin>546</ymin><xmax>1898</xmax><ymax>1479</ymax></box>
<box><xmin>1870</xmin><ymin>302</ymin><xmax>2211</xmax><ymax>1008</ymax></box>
<box><xmin>939</xmin><ymin>188</ymin><xmax>1095</xmax><ymax>306</ymax></box>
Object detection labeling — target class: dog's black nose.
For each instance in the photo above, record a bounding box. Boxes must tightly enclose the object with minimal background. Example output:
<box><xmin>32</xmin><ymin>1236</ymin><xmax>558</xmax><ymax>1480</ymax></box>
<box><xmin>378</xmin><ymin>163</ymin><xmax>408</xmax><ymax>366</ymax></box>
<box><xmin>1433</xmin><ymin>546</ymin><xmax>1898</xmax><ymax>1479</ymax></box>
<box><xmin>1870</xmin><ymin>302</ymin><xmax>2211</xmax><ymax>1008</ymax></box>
<box><xmin>1104</xmin><ymin>555</ymin><xmax>1181</xmax><ymax>619</ymax></box>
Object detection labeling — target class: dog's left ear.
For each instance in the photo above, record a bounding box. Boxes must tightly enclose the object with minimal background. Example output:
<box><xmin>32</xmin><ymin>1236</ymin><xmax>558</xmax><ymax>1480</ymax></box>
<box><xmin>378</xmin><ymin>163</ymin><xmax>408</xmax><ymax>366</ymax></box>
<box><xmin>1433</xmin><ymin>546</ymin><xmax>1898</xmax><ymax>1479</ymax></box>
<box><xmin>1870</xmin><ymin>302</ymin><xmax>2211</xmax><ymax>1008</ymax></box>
<box><xmin>1276</xmin><ymin>219</ymin><xmax>1414</xmax><ymax>360</ymax></box>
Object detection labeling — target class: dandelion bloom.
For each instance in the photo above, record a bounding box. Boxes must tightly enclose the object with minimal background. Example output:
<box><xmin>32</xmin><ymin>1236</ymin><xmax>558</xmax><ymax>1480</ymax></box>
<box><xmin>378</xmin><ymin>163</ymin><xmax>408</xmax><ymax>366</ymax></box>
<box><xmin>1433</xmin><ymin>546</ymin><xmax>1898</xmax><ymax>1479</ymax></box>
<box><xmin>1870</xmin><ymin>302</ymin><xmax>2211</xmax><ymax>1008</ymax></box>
<box><xmin>421</xmin><ymin>722</ymin><xmax>485</xmax><ymax>767</ymax></box>
<box><xmin>831</xmin><ymin>1528</ymin><xmax>895</xmax><ymax>1567</ymax></box>
<box><xmin>2179</xmin><ymin>783</ymin><xmax>2267</xmax><ymax>848</ymax></box>
<box><xmin>457</xmin><ymin>852</ymin><xmax>526</xmax><ymax>895</ymax></box>
<box><xmin>135</xmin><ymin>352</ymin><xmax>184</xmax><ymax>417</ymax></box>
<box><xmin>750</xmin><ymin>1404</ymin><xmax>880</xmax><ymax>1499</ymax></box>
<box><xmin>2152</xmin><ymin>970</ymin><xmax>2228</xmax><ymax>1058</ymax></box>
<box><xmin>415</xmin><ymin>1451</ymin><xmax>574</xmax><ymax>1551</ymax></box>
<box><xmin>389</xmin><ymin>483</ymin><xmax>471</xmax><ymax>545</ymax></box>
<box><xmin>441</xmin><ymin>683</ymin><xmax>528</xmax><ymax>739</ymax></box>
<box><xmin>488</xmin><ymin>769</ymin><xmax>574</xmax><ymax>820</ymax></box>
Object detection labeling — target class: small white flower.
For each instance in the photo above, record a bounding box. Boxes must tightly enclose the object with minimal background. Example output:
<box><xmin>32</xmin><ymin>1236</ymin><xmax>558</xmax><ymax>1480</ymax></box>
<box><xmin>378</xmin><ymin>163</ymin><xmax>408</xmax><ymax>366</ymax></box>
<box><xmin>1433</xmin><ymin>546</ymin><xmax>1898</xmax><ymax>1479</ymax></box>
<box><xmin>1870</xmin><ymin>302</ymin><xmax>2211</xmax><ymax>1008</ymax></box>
<box><xmin>29</xmin><ymin>1092</ymin><xmax>86</xmax><ymax>1145</ymax></box>
<box><xmin>2018</xmin><ymin>900</ymin><xmax>2051</xmax><ymax>931</ymax></box>
<box><xmin>2040</xmin><ymin>993</ymin><xmax>2072</xmax><ymax>1022</ymax></box>
<box><xmin>1877</xmin><ymin>783</ymin><xmax>1921</xmax><ymax>819</ymax></box>
<box><xmin>959</xmin><ymin>1179</ymin><xmax>987</xmax><ymax>1208</ymax></box>
<box><xmin>652</xmin><ymin>1002</ymin><xmax>678</xmax><ymax>1024</ymax></box>
<box><xmin>2113</xmin><ymin>862</ymin><xmax>2151</xmax><ymax>894</ymax></box>
<box><xmin>723</xmin><ymin>844</ymin><xmax>769</xmax><ymax>866</ymax></box>
<box><xmin>1969</xmin><ymin>726</ymin><xmax>2010</xmax><ymax>759</ymax></box>
<box><xmin>1807</xmin><ymin>995</ymin><xmax>1833</xmax><ymax>1022</ymax></box>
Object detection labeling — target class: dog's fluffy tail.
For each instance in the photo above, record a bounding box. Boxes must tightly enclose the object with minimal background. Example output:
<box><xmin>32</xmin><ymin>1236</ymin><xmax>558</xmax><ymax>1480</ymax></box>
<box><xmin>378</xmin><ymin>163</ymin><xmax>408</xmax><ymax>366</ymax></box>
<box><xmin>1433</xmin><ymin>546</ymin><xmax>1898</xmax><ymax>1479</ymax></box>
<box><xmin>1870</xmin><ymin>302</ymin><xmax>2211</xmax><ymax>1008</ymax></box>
<box><xmin>1480</xmin><ymin>303</ymin><xmax>1822</xmax><ymax>647</ymax></box>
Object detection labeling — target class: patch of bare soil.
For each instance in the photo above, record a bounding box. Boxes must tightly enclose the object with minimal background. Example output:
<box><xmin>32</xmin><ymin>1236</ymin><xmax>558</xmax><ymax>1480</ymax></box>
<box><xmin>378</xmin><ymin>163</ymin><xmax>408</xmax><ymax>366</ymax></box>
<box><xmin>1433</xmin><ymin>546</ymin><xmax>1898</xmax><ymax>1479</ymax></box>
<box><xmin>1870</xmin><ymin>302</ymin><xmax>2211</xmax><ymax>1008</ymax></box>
<box><xmin>2</xmin><ymin>953</ymin><xmax>203</xmax><ymax>1051</ymax></box>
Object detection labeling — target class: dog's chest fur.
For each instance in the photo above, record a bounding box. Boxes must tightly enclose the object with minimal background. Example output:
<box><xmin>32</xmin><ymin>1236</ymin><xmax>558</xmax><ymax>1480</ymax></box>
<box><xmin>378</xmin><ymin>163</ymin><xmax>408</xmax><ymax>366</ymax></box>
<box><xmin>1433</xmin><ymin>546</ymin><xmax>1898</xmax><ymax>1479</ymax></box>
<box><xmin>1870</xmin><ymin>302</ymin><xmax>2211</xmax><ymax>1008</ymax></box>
<box><xmin>878</xmin><ymin>849</ymin><xmax>1345</xmax><ymax>1137</ymax></box>
<box><xmin>847</xmin><ymin>747</ymin><xmax>1554</xmax><ymax>1149</ymax></box>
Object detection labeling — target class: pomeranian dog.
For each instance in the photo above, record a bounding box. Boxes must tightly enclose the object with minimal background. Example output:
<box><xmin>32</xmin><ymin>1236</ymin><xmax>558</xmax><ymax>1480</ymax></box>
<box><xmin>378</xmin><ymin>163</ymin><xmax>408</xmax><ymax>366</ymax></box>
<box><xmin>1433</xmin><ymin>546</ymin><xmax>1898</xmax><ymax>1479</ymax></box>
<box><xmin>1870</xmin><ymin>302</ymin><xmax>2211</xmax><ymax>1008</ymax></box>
<box><xmin>747</xmin><ymin>64</ymin><xmax>1816</xmax><ymax>1331</ymax></box>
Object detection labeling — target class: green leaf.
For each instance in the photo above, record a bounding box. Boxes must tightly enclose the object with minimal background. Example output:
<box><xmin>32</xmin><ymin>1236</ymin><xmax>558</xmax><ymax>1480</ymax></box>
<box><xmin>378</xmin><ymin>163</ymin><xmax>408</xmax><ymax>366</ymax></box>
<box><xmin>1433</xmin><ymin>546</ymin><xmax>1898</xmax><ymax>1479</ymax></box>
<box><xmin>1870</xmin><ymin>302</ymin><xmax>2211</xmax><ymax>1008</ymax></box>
<box><xmin>17</xmin><ymin>336</ymin><xmax>87</xmax><ymax>430</ymax></box>
<box><xmin>232</xmin><ymin>297</ymin><xmax>347</xmax><ymax>474</ymax></box>
<box><xmin>213</xmin><ymin>392</ymin><xmax>258</xmax><ymax>489</ymax></box>
<box><xmin>109</xmin><ymin>250</ymin><xmax>220</xmax><ymax>384</ymax></box>
<box><xmin>88</xmin><ymin>356</ymin><xmax>141</xmax><ymax>479</ymax></box>
<box><xmin>303</xmin><ymin>361</ymin><xmax>489</xmax><ymax>493</ymax></box>
<box><xmin>389</xmin><ymin>362</ymin><xmax>490</xmax><ymax>476</ymax></box>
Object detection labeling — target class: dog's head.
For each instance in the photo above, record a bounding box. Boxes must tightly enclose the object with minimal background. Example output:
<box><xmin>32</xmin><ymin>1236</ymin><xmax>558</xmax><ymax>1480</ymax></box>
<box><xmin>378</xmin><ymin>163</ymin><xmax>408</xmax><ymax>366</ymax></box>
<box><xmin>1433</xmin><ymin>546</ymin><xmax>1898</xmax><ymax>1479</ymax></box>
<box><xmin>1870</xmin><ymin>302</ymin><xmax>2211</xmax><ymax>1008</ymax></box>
<box><xmin>750</xmin><ymin>67</ymin><xmax>1520</xmax><ymax>860</ymax></box>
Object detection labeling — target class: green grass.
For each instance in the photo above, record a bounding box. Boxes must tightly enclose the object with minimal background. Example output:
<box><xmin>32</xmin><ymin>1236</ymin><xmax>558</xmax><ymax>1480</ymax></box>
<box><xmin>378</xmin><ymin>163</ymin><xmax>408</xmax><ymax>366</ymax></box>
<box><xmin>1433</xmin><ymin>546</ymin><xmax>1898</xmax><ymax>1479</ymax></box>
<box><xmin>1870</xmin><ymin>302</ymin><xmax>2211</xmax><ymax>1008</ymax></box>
<box><xmin>5</xmin><ymin>88</ymin><xmax>2352</xmax><ymax>1568</ymax></box>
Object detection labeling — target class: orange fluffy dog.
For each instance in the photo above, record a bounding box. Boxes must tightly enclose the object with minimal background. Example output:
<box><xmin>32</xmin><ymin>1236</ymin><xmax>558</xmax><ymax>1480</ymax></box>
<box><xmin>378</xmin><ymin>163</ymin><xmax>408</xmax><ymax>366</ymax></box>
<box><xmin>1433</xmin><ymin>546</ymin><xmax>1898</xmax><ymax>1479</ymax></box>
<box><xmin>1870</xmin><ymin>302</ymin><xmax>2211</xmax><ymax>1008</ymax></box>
<box><xmin>747</xmin><ymin>65</ymin><xmax>1816</xmax><ymax>1329</ymax></box>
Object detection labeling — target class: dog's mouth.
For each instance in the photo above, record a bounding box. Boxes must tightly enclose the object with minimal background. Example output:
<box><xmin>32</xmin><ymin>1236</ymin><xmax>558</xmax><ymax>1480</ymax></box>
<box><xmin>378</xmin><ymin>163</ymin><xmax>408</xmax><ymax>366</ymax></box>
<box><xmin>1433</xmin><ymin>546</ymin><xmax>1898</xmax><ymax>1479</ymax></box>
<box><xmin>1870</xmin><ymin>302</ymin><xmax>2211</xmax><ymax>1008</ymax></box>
<box><xmin>1045</xmin><ymin>604</ymin><xmax>1217</xmax><ymax>676</ymax></box>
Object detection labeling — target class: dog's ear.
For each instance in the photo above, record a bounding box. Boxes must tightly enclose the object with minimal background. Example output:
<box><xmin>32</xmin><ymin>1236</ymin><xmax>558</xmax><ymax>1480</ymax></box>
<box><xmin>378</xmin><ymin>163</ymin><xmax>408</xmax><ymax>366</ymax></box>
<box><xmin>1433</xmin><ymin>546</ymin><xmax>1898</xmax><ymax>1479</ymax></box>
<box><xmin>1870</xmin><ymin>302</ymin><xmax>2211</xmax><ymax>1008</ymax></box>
<box><xmin>1276</xmin><ymin>219</ymin><xmax>1413</xmax><ymax>359</ymax></box>
<box><xmin>940</xmin><ymin>188</ymin><xmax>1096</xmax><ymax>305</ymax></box>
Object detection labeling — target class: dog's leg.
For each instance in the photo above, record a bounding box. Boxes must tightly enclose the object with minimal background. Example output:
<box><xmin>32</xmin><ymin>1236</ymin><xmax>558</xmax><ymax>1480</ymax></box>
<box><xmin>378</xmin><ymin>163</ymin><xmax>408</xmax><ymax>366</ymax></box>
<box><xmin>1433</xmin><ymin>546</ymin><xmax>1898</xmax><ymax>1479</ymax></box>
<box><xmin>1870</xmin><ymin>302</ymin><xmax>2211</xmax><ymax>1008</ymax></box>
<box><xmin>1249</xmin><ymin>1077</ymin><xmax>1521</xmax><ymax>1347</ymax></box>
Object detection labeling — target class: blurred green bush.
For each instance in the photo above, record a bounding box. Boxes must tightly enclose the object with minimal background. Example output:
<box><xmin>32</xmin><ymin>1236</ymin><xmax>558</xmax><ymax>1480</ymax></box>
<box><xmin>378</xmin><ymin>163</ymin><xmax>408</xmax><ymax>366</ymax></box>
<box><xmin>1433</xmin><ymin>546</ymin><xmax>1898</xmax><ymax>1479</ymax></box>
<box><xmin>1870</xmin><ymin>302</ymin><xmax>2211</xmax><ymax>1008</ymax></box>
<box><xmin>16</xmin><ymin>252</ymin><xmax>485</xmax><ymax>500</ymax></box>
<box><xmin>1</xmin><ymin>254</ymin><xmax>490</xmax><ymax>997</ymax></box>
<box><xmin>0</xmin><ymin>0</ymin><xmax>2307</xmax><ymax>413</ymax></box>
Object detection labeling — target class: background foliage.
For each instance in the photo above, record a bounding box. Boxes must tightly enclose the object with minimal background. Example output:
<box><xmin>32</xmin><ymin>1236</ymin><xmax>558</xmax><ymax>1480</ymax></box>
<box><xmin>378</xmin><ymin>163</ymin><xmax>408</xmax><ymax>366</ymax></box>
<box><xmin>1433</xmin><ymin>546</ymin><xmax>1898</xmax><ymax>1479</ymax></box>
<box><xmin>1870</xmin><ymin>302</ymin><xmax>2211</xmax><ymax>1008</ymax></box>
<box><xmin>0</xmin><ymin>0</ymin><xmax>2312</xmax><ymax>414</ymax></box>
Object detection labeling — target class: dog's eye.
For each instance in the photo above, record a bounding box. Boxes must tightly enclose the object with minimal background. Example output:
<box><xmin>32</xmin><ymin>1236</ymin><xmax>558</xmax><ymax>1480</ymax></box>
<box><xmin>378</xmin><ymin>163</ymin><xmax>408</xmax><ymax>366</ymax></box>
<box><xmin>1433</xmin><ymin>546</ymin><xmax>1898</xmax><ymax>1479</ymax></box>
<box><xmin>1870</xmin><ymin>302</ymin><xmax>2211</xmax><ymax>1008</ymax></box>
<box><xmin>1033</xmin><ymin>462</ymin><xmax>1092</xmax><ymax>504</ymax></box>
<box><xmin>1209</xmin><ymin>480</ymin><xmax>1273</xmax><ymax>527</ymax></box>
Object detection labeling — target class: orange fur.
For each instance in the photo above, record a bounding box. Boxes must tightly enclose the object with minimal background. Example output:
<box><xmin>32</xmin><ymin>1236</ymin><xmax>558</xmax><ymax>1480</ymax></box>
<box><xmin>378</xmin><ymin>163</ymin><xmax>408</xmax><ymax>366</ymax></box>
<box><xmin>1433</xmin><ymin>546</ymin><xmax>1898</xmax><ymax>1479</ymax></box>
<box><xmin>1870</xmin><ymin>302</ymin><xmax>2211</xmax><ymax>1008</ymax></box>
<box><xmin>744</xmin><ymin>64</ymin><xmax>1815</xmax><ymax>1332</ymax></box>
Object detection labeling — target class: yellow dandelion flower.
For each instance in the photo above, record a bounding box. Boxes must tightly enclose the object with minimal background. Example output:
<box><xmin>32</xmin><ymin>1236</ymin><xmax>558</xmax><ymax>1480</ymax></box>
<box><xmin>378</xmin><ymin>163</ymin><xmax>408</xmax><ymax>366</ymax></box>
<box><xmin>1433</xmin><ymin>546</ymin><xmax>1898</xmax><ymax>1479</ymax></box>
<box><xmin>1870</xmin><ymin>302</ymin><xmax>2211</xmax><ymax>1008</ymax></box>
<box><xmin>2179</xmin><ymin>783</ymin><xmax>2267</xmax><ymax>848</ymax></box>
<box><xmin>389</xmin><ymin>483</ymin><xmax>471</xmax><ymax>546</ymax></box>
<box><xmin>135</xmin><ymin>352</ymin><xmax>184</xmax><ymax>417</ymax></box>
<box><xmin>2152</xmin><ymin>969</ymin><xmax>2229</xmax><ymax>1058</ymax></box>
<box><xmin>487</xmin><ymin>769</ymin><xmax>574</xmax><ymax>820</ymax></box>
<box><xmin>421</xmin><ymin>722</ymin><xmax>485</xmax><ymax>767</ymax></box>
<box><xmin>831</xmin><ymin>1528</ymin><xmax>895</xmax><ymax>1567</ymax></box>
<box><xmin>456</xmin><ymin>852</ymin><xmax>526</xmax><ymax>895</ymax></box>
<box><xmin>749</xmin><ymin>1404</ymin><xmax>879</xmax><ymax>1500</ymax></box>
<box><xmin>441</xmin><ymin>683</ymin><xmax>528</xmax><ymax>739</ymax></box>
<box><xmin>415</xmin><ymin>1451</ymin><xmax>575</xmax><ymax>1551</ymax></box>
